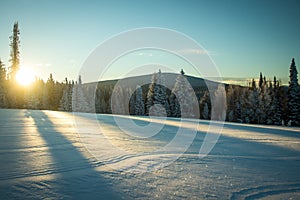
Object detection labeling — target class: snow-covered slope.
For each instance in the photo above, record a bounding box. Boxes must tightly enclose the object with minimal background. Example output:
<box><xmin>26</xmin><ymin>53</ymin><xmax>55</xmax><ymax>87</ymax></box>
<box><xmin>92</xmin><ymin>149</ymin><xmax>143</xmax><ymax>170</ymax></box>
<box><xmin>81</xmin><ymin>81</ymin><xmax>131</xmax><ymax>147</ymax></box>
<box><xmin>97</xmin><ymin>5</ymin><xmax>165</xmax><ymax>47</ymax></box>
<box><xmin>0</xmin><ymin>109</ymin><xmax>300</xmax><ymax>199</ymax></box>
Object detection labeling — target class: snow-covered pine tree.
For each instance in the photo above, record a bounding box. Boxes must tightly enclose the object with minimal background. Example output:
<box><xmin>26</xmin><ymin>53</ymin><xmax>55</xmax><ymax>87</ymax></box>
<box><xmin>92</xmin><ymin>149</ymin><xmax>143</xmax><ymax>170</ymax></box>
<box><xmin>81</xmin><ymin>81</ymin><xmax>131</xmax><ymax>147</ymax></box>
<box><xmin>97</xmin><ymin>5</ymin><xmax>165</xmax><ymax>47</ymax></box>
<box><xmin>97</xmin><ymin>84</ymin><xmax>113</xmax><ymax>113</ymax></box>
<box><xmin>111</xmin><ymin>85</ymin><xmax>126</xmax><ymax>114</ymax></box>
<box><xmin>248</xmin><ymin>79</ymin><xmax>260</xmax><ymax>124</ymax></box>
<box><xmin>272</xmin><ymin>77</ymin><xmax>282</xmax><ymax>125</ymax></box>
<box><xmin>25</xmin><ymin>90</ymin><xmax>40</xmax><ymax>110</ymax></box>
<box><xmin>134</xmin><ymin>85</ymin><xmax>145</xmax><ymax>116</ymax></box>
<box><xmin>226</xmin><ymin>85</ymin><xmax>244</xmax><ymax>122</ymax></box>
<box><xmin>226</xmin><ymin>85</ymin><xmax>235</xmax><ymax>122</ymax></box>
<box><xmin>146</xmin><ymin>70</ymin><xmax>169</xmax><ymax>117</ymax></box>
<box><xmin>266</xmin><ymin>94</ymin><xmax>274</xmax><ymax>124</ymax></box>
<box><xmin>59</xmin><ymin>88</ymin><xmax>69</xmax><ymax>111</ymax></box>
<box><xmin>287</xmin><ymin>58</ymin><xmax>300</xmax><ymax>126</ymax></box>
<box><xmin>129</xmin><ymin>90</ymin><xmax>135</xmax><ymax>115</ymax></box>
<box><xmin>200</xmin><ymin>90</ymin><xmax>211</xmax><ymax>120</ymax></box>
<box><xmin>59</xmin><ymin>78</ymin><xmax>73</xmax><ymax>111</ymax></box>
<box><xmin>95</xmin><ymin>83</ymin><xmax>102</xmax><ymax>113</ymax></box>
<box><xmin>46</xmin><ymin>73</ymin><xmax>56</xmax><ymax>110</ymax></box>
<box><xmin>41</xmin><ymin>83</ymin><xmax>49</xmax><ymax>110</ymax></box>
<box><xmin>126</xmin><ymin>87</ymin><xmax>133</xmax><ymax>115</ymax></box>
<box><xmin>23</xmin><ymin>78</ymin><xmax>42</xmax><ymax>110</ymax></box>
<box><xmin>35</xmin><ymin>84</ymin><xmax>43</xmax><ymax>108</ymax></box>
<box><xmin>169</xmin><ymin>93</ymin><xmax>180</xmax><ymax>117</ymax></box>
<box><xmin>235</xmin><ymin>101</ymin><xmax>242</xmax><ymax>123</ymax></box>
<box><xmin>156</xmin><ymin>70</ymin><xmax>170</xmax><ymax>116</ymax></box>
<box><xmin>258</xmin><ymin>79</ymin><xmax>271</xmax><ymax>124</ymax></box>
<box><xmin>265</xmin><ymin>79</ymin><xmax>275</xmax><ymax>125</ymax></box>
<box><xmin>171</xmin><ymin>69</ymin><xmax>197</xmax><ymax>118</ymax></box>
<box><xmin>146</xmin><ymin>73</ymin><xmax>156</xmax><ymax>115</ymax></box>
<box><xmin>240</xmin><ymin>88</ymin><xmax>251</xmax><ymax>124</ymax></box>
<box><xmin>234</xmin><ymin>88</ymin><xmax>242</xmax><ymax>122</ymax></box>
<box><xmin>211</xmin><ymin>84</ymin><xmax>226</xmax><ymax>121</ymax></box>
<box><xmin>72</xmin><ymin>76</ymin><xmax>91</xmax><ymax>112</ymax></box>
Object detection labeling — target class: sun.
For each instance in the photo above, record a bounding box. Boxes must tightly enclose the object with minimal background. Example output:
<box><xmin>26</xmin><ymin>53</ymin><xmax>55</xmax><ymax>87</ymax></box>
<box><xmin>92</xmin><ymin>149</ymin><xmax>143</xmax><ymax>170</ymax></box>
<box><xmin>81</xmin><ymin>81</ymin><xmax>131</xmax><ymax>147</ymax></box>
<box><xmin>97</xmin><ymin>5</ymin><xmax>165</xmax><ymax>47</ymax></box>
<box><xmin>16</xmin><ymin>67</ymin><xmax>36</xmax><ymax>86</ymax></box>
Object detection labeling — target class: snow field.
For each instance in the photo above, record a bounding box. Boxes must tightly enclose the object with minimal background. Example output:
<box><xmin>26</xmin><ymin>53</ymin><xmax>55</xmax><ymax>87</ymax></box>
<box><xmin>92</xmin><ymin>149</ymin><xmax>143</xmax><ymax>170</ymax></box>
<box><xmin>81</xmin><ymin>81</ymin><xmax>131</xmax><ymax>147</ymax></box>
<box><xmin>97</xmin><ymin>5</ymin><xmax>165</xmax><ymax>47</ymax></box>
<box><xmin>0</xmin><ymin>109</ymin><xmax>300</xmax><ymax>199</ymax></box>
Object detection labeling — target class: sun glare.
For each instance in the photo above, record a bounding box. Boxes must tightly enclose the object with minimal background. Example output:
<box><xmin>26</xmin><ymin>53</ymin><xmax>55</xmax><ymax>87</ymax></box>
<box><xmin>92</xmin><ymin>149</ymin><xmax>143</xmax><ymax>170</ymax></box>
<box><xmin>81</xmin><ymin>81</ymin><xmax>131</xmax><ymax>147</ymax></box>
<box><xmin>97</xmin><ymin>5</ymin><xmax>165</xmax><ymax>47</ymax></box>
<box><xmin>16</xmin><ymin>67</ymin><xmax>36</xmax><ymax>86</ymax></box>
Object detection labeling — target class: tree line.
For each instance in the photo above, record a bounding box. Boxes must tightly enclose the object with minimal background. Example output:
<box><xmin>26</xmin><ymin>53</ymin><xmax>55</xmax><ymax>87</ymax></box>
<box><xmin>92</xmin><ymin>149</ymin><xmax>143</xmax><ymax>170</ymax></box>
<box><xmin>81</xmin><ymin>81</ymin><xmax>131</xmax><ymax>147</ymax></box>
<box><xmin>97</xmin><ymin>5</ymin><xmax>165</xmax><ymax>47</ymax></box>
<box><xmin>0</xmin><ymin>22</ymin><xmax>299</xmax><ymax>126</ymax></box>
<box><xmin>94</xmin><ymin>63</ymin><xmax>300</xmax><ymax>127</ymax></box>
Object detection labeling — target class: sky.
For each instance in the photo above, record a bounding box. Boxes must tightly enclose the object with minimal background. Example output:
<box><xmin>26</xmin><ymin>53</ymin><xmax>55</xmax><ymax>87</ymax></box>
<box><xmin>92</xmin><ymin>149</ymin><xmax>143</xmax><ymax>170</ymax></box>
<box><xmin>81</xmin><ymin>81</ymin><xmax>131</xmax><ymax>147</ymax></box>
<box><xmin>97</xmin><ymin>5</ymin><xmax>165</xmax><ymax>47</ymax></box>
<box><xmin>1</xmin><ymin>0</ymin><xmax>300</xmax><ymax>84</ymax></box>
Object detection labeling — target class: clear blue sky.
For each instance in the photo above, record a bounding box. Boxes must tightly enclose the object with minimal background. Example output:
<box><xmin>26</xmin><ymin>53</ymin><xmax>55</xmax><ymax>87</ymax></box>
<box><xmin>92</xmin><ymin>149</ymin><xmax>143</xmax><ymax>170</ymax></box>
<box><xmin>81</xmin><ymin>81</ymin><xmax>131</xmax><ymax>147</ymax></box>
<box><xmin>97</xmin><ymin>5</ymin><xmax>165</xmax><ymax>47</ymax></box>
<box><xmin>1</xmin><ymin>0</ymin><xmax>300</xmax><ymax>84</ymax></box>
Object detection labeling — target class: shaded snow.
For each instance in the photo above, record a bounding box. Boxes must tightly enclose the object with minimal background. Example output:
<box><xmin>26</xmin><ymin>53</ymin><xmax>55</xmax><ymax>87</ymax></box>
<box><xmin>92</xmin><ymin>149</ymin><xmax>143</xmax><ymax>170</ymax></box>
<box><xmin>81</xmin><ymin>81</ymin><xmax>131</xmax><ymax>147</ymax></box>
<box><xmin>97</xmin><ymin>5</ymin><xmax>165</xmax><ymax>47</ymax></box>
<box><xmin>0</xmin><ymin>109</ymin><xmax>300</xmax><ymax>199</ymax></box>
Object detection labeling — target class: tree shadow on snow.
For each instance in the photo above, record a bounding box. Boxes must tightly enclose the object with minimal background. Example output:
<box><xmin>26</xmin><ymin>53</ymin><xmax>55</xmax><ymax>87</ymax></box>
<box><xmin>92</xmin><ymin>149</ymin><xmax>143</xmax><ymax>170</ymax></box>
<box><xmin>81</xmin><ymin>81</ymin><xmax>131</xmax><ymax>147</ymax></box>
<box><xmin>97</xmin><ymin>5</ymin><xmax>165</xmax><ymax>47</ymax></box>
<box><xmin>23</xmin><ymin>110</ymin><xmax>123</xmax><ymax>200</ymax></box>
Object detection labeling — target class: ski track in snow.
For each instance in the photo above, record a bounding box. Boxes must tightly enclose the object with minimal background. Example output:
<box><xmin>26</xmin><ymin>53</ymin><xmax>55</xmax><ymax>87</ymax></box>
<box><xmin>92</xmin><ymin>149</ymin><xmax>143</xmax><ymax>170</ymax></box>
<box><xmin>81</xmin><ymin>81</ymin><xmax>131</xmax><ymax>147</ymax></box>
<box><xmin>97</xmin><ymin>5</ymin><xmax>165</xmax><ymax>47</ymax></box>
<box><xmin>0</xmin><ymin>109</ymin><xmax>300</xmax><ymax>199</ymax></box>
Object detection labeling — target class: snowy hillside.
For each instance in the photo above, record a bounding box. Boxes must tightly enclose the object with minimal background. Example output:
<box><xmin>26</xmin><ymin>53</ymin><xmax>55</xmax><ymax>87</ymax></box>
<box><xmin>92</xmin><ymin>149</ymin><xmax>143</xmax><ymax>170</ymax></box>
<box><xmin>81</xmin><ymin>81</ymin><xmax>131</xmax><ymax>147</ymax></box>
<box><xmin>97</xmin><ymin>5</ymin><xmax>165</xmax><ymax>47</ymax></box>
<box><xmin>0</xmin><ymin>109</ymin><xmax>300</xmax><ymax>199</ymax></box>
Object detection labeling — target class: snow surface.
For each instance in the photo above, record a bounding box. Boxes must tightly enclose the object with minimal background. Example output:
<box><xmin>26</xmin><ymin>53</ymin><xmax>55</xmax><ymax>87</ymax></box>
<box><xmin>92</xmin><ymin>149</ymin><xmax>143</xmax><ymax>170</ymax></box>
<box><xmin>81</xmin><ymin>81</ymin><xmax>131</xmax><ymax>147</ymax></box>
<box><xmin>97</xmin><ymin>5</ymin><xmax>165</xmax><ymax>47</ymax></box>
<box><xmin>0</xmin><ymin>109</ymin><xmax>300</xmax><ymax>199</ymax></box>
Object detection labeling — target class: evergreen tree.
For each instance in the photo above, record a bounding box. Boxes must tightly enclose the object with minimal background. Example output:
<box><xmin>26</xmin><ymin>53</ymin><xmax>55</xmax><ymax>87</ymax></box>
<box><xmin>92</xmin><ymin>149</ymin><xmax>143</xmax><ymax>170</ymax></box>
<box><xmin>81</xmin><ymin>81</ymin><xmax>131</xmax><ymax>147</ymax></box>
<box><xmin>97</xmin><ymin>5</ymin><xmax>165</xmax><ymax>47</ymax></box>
<box><xmin>59</xmin><ymin>78</ymin><xmax>73</xmax><ymax>111</ymax></box>
<box><xmin>8</xmin><ymin>22</ymin><xmax>20</xmax><ymax>81</ymax></box>
<box><xmin>0</xmin><ymin>60</ymin><xmax>7</xmax><ymax>107</ymax></box>
<box><xmin>272</xmin><ymin>78</ymin><xmax>282</xmax><ymax>125</ymax></box>
<box><xmin>111</xmin><ymin>85</ymin><xmax>126</xmax><ymax>114</ymax></box>
<box><xmin>266</xmin><ymin>82</ymin><xmax>275</xmax><ymax>125</ymax></box>
<box><xmin>72</xmin><ymin>75</ymin><xmax>91</xmax><ymax>112</ymax></box>
<box><xmin>134</xmin><ymin>85</ymin><xmax>145</xmax><ymax>115</ymax></box>
<box><xmin>156</xmin><ymin>70</ymin><xmax>170</xmax><ymax>116</ymax></box>
<box><xmin>226</xmin><ymin>85</ymin><xmax>242</xmax><ymax>122</ymax></box>
<box><xmin>146</xmin><ymin>70</ymin><xmax>169</xmax><ymax>117</ymax></box>
<box><xmin>240</xmin><ymin>88</ymin><xmax>251</xmax><ymax>124</ymax></box>
<box><xmin>25</xmin><ymin>86</ymin><xmax>40</xmax><ymax>109</ymax></box>
<box><xmin>41</xmin><ymin>82</ymin><xmax>49</xmax><ymax>109</ymax></box>
<box><xmin>6</xmin><ymin>22</ymin><xmax>24</xmax><ymax>108</ymax></box>
<box><xmin>129</xmin><ymin>90</ymin><xmax>135</xmax><ymax>115</ymax></box>
<box><xmin>287</xmin><ymin>58</ymin><xmax>300</xmax><ymax>126</ymax></box>
<box><xmin>226</xmin><ymin>85</ymin><xmax>235</xmax><ymax>122</ymax></box>
<box><xmin>169</xmin><ymin>93</ymin><xmax>180</xmax><ymax>117</ymax></box>
<box><xmin>171</xmin><ymin>69</ymin><xmax>198</xmax><ymax>118</ymax></box>
<box><xmin>235</xmin><ymin>100</ymin><xmax>242</xmax><ymax>123</ymax></box>
<box><xmin>211</xmin><ymin>84</ymin><xmax>227</xmax><ymax>121</ymax></box>
<box><xmin>146</xmin><ymin>73</ymin><xmax>156</xmax><ymax>115</ymax></box>
<box><xmin>258</xmin><ymin>81</ymin><xmax>271</xmax><ymax>124</ymax></box>
<box><xmin>34</xmin><ymin>78</ymin><xmax>45</xmax><ymax>109</ymax></box>
<box><xmin>200</xmin><ymin>90</ymin><xmax>211</xmax><ymax>119</ymax></box>
<box><xmin>259</xmin><ymin>72</ymin><xmax>263</xmax><ymax>89</ymax></box>
<box><xmin>248</xmin><ymin>79</ymin><xmax>260</xmax><ymax>123</ymax></box>
<box><xmin>45</xmin><ymin>73</ymin><xmax>64</xmax><ymax>110</ymax></box>
<box><xmin>96</xmin><ymin>84</ymin><xmax>113</xmax><ymax>114</ymax></box>
<box><xmin>23</xmin><ymin>78</ymin><xmax>42</xmax><ymax>110</ymax></box>
<box><xmin>46</xmin><ymin>73</ymin><xmax>55</xmax><ymax>109</ymax></box>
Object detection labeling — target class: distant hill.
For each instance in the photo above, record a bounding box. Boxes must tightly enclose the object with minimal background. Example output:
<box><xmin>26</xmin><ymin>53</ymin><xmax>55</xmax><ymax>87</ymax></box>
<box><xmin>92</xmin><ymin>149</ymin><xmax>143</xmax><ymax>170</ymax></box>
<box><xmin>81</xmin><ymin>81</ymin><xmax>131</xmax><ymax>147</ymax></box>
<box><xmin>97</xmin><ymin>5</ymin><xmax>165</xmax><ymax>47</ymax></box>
<box><xmin>82</xmin><ymin>72</ymin><xmax>223</xmax><ymax>100</ymax></box>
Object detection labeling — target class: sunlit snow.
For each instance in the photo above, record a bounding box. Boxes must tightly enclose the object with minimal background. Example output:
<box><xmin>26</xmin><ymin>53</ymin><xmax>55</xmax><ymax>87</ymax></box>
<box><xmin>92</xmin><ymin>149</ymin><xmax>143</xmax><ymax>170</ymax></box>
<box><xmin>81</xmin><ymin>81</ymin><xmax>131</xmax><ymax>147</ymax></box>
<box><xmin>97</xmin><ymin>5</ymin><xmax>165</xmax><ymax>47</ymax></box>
<box><xmin>0</xmin><ymin>109</ymin><xmax>300</xmax><ymax>199</ymax></box>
